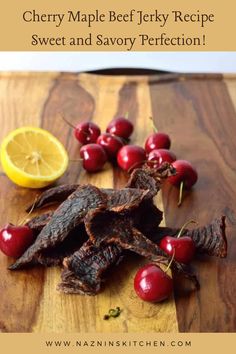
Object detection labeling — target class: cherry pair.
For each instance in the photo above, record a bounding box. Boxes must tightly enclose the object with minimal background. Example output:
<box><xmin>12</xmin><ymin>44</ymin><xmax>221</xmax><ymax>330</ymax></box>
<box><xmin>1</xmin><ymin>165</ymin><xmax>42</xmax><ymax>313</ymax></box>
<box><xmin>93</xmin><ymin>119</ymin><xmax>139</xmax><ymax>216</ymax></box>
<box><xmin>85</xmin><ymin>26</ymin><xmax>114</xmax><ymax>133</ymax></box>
<box><xmin>71</xmin><ymin>117</ymin><xmax>133</xmax><ymax>145</ymax></box>
<box><xmin>134</xmin><ymin>220</ymin><xmax>196</xmax><ymax>303</ymax></box>
<box><xmin>117</xmin><ymin>130</ymin><xmax>173</xmax><ymax>172</ymax></box>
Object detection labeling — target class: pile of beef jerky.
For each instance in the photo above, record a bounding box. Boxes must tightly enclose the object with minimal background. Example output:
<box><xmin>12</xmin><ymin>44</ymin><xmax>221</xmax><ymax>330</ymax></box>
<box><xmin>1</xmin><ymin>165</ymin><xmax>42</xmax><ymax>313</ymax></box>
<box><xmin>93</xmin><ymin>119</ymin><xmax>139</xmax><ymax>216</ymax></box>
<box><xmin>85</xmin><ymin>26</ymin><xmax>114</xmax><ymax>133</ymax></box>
<box><xmin>9</xmin><ymin>163</ymin><xmax>227</xmax><ymax>295</ymax></box>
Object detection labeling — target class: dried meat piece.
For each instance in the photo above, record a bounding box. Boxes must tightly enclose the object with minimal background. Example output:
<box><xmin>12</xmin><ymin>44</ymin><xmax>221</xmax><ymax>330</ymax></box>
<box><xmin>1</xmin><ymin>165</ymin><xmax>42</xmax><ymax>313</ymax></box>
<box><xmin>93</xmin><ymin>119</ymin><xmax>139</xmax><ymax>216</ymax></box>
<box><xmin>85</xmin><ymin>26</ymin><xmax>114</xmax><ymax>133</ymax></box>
<box><xmin>185</xmin><ymin>216</ymin><xmax>227</xmax><ymax>258</ymax></box>
<box><xmin>57</xmin><ymin>188</ymin><xmax>153</xmax><ymax>295</ymax></box>
<box><xmin>11</xmin><ymin>187</ymin><xmax>151</xmax><ymax>270</ymax></box>
<box><xmin>9</xmin><ymin>185</ymin><xmax>106</xmax><ymax>269</ymax></box>
<box><xmin>132</xmin><ymin>200</ymin><xmax>163</xmax><ymax>237</ymax></box>
<box><xmin>26</xmin><ymin>184</ymin><xmax>79</xmax><ymax>212</ymax></box>
<box><xmin>26</xmin><ymin>212</ymin><xmax>54</xmax><ymax>234</ymax></box>
<box><xmin>58</xmin><ymin>193</ymin><xmax>166</xmax><ymax>295</ymax></box>
<box><xmin>26</xmin><ymin>187</ymin><xmax>149</xmax><ymax>226</ymax></box>
<box><xmin>35</xmin><ymin>224</ymin><xmax>88</xmax><ymax>267</ymax></box>
<box><xmin>58</xmin><ymin>241</ymin><xmax>122</xmax><ymax>295</ymax></box>
<box><xmin>105</xmin><ymin>188</ymin><xmax>149</xmax><ymax>212</ymax></box>
<box><xmin>85</xmin><ymin>210</ymin><xmax>169</xmax><ymax>265</ymax></box>
<box><xmin>57</xmin><ymin>165</ymin><xmax>190</xmax><ymax>295</ymax></box>
<box><xmin>25</xmin><ymin>163</ymin><xmax>173</xmax><ymax>213</ymax></box>
<box><xmin>126</xmin><ymin>163</ymin><xmax>175</xmax><ymax>198</ymax></box>
<box><xmin>27</xmin><ymin>186</ymin><xmax>150</xmax><ymax>213</ymax></box>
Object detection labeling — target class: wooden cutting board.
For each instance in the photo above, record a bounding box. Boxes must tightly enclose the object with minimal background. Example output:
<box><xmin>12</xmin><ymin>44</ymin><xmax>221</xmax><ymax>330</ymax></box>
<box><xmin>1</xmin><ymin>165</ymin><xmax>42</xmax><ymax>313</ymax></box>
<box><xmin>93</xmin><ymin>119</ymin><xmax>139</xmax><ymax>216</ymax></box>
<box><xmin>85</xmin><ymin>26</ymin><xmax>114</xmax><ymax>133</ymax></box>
<box><xmin>0</xmin><ymin>71</ymin><xmax>236</xmax><ymax>333</ymax></box>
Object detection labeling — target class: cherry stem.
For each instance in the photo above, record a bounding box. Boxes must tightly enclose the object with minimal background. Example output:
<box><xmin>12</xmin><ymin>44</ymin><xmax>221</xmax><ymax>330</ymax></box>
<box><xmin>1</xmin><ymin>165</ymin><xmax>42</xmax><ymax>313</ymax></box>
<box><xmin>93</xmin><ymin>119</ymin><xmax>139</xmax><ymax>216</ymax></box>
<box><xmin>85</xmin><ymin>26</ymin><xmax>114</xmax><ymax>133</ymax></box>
<box><xmin>149</xmin><ymin>116</ymin><xmax>158</xmax><ymax>133</ymax></box>
<box><xmin>178</xmin><ymin>180</ymin><xmax>184</xmax><ymax>207</ymax></box>
<box><xmin>124</xmin><ymin>111</ymin><xmax>129</xmax><ymax>119</ymax></box>
<box><xmin>164</xmin><ymin>220</ymin><xmax>197</xmax><ymax>272</ymax></box>
<box><xmin>60</xmin><ymin>113</ymin><xmax>76</xmax><ymax>130</ymax></box>
<box><xmin>177</xmin><ymin>219</ymin><xmax>197</xmax><ymax>239</ymax></box>
<box><xmin>103</xmin><ymin>307</ymin><xmax>121</xmax><ymax>320</ymax></box>
<box><xmin>69</xmin><ymin>159</ymin><xmax>83</xmax><ymax>162</ymax></box>
<box><xmin>165</xmin><ymin>250</ymin><xmax>175</xmax><ymax>273</ymax></box>
<box><xmin>18</xmin><ymin>196</ymin><xmax>38</xmax><ymax>226</ymax></box>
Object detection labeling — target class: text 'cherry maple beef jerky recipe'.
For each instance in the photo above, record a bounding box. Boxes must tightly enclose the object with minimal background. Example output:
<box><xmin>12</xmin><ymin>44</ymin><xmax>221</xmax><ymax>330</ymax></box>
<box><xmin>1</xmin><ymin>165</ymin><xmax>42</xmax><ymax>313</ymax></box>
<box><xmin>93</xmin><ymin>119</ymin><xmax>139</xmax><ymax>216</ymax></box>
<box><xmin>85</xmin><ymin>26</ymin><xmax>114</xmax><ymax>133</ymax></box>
<box><xmin>23</xmin><ymin>10</ymin><xmax>214</xmax><ymax>28</ymax></box>
<box><xmin>21</xmin><ymin>9</ymin><xmax>215</xmax><ymax>50</ymax></box>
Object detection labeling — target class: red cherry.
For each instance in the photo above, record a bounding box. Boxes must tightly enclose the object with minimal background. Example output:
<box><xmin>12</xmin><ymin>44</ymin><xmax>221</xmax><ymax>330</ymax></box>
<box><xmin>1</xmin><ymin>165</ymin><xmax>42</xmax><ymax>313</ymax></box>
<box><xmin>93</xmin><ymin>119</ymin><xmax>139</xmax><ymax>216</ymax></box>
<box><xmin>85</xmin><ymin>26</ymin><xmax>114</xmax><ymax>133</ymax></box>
<box><xmin>106</xmin><ymin>117</ymin><xmax>134</xmax><ymax>139</ymax></box>
<box><xmin>168</xmin><ymin>160</ymin><xmax>198</xmax><ymax>189</ymax></box>
<box><xmin>145</xmin><ymin>132</ymin><xmax>171</xmax><ymax>153</ymax></box>
<box><xmin>0</xmin><ymin>224</ymin><xmax>34</xmax><ymax>258</ymax></box>
<box><xmin>148</xmin><ymin>149</ymin><xmax>176</xmax><ymax>168</ymax></box>
<box><xmin>97</xmin><ymin>133</ymin><xmax>124</xmax><ymax>159</ymax></box>
<box><xmin>168</xmin><ymin>160</ymin><xmax>198</xmax><ymax>206</ymax></box>
<box><xmin>134</xmin><ymin>264</ymin><xmax>173</xmax><ymax>302</ymax></box>
<box><xmin>160</xmin><ymin>236</ymin><xmax>195</xmax><ymax>264</ymax></box>
<box><xmin>117</xmin><ymin>145</ymin><xmax>146</xmax><ymax>172</ymax></box>
<box><xmin>80</xmin><ymin>143</ymin><xmax>107</xmax><ymax>172</ymax></box>
<box><xmin>74</xmin><ymin>121</ymin><xmax>101</xmax><ymax>145</ymax></box>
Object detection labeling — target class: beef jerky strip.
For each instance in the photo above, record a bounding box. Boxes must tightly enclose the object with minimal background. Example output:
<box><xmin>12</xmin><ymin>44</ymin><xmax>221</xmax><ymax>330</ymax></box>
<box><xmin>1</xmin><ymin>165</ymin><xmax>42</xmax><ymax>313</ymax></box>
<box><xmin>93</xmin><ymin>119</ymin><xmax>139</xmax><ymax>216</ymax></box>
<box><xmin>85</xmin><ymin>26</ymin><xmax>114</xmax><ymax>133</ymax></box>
<box><xmin>151</xmin><ymin>216</ymin><xmax>227</xmax><ymax>258</ymax></box>
<box><xmin>25</xmin><ymin>187</ymin><xmax>151</xmax><ymax>233</ymax></box>
<box><xmin>57</xmin><ymin>191</ymin><xmax>164</xmax><ymax>295</ymax></box>
<box><xmin>26</xmin><ymin>184</ymin><xmax>79</xmax><ymax>212</ymax></box>
<box><xmin>58</xmin><ymin>241</ymin><xmax>122</xmax><ymax>295</ymax></box>
<box><xmin>17</xmin><ymin>165</ymin><xmax>173</xmax><ymax>272</ymax></box>
<box><xmin>85</xmin><ymin>210</ymin><xmax>169</xmax><ymax>266</ymax></box>
<box><xmin>9</xmin><ymin>184</ymin><xmax>107</xmax><ymax>270</ymax></box>
<box><xmin>25</xmin><ymin>185</ymin><xmax>149</xmax><ymax>212</ymax></box>
<box><xmin>60</xmin><ymin>172</ymin><xmax>167</xmax><ymax>295</ymax></box>
<box><xmin>26</xmin><ymin>186</ymin><xmax>150</xmax><ymax>213</ymax></box>
<box><xmin>12</xmin><ymin>187</ymin><xmax>149</xmax><ymax>269</ymax></box>
<box><xmin>26</xmin><ymin>211</ymin><xmax>54</xmax><ymax>234</ymax></box>
<box><xmin>105</xmin><ymin>188</ymin><xmax>150</xmax><ymax>212</ymax></box>
<box><xmin>186</xmin><ymin>216</ymin><xmax>227</xmax><ymax>258</ymax></box>
<box><xmin>132</xmin><ymin>200</ymin><xmax>163</xmax><ymax>238</ymax></box>
<box><xmin>25</xmin><ymin>189</ymin><xmax>163</xmax><ymax>241</ymax></box>
<box><xmin>126</xmin><ymin>162</ymin><xmax>175</xmax><ymax>198</ymax></box>
<box><xmin>25</xmin><ymin>163</ymin><xmax>174</xmax><ymax>212</ymax></box>
<box><xmin>35</xmin><ymin>224</ymin><xmax>88</xmax><ymax>267</ymax></box>
<box><xmin>68</xmin><ymin>188</ymin><xmax>151</xmax><ymax>254</ymax></box>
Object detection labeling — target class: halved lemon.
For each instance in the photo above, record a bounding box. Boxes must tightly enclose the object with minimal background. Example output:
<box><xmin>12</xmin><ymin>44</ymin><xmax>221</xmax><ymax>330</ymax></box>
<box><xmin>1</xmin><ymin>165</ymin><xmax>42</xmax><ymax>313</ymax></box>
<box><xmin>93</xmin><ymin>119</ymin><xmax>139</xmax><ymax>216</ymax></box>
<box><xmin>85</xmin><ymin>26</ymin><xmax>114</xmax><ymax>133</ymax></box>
<box><xmin>0</xmin><ymin>127</ymin><xmax>69</xmax><ymax>188</ymax></box>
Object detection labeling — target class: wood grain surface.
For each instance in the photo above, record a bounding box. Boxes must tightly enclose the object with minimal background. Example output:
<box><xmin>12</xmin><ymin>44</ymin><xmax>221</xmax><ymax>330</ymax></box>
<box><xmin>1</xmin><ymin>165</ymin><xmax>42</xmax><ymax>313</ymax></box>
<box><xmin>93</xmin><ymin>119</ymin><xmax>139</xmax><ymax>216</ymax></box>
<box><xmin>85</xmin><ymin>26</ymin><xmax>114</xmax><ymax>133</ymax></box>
<box><xmin>0</xmin><ymin>71</ymin><xmax>236</xmax><ymax>333</ymax></box>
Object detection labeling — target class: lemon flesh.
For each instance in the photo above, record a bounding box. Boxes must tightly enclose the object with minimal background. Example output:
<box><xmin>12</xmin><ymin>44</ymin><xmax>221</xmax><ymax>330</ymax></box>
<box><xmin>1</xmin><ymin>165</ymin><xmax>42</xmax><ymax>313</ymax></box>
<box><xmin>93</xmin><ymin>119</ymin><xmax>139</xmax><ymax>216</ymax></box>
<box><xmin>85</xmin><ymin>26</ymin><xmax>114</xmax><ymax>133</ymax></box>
<box><xmin>0</xmin><ymin>127</ymin><xmax>69</xmax><ymax>188</ymax></box>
